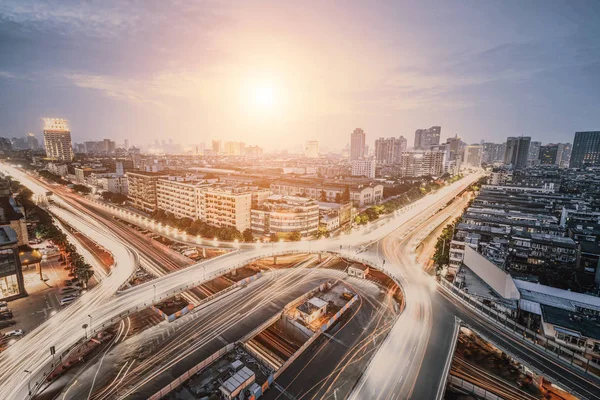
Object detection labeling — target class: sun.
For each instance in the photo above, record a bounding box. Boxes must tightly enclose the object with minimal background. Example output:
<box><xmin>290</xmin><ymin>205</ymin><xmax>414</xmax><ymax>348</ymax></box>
<box><xmin>252</xmin><ymin>85</ymin><xmax>276</xmax><ymax>110</ymax></box>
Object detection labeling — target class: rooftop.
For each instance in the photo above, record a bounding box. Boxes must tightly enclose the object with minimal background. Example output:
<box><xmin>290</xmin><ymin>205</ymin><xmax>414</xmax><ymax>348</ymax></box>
<box><xmin>515</xmin><ymin>279</ymin><xmax>600</xmax><ymax>313</ymax></box>
<box><xmin>542</xmin><ymin>304</ymin><xmax>600</xmax><ymax>341</ymax></box>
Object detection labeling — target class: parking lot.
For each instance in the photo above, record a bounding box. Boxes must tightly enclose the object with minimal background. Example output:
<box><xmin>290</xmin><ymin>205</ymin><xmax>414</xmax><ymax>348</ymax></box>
<box><xmin>1</xmin><ymin>256</ymin><xmax>76</xmax><ymax>350</ymax></box>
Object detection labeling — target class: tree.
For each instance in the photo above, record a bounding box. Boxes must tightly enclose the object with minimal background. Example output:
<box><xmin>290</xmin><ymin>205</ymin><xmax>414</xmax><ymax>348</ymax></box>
<box><xmin>335</xmin><ymin>193</ymin><xmax>342</xmax><ymax>203</ymax></box>
<box><xmin>242</xmin><ymin>229</ymin><xmax>254</xmax><ymax>243</ymax></box>
<box><xmin>342</xmin><ymin>186</ymin><xmax>351</xmax><ymax>202</ymax></box>
<box><xmin>289</xmin><ymin>231</ymin><xmax>302</xmax><ymax>242</ymax></box>
<box><xmin>269</xmin><ymin>233</ymin><xmax>279</xmax><ymax>242</ymax></box>
<box><xmin>320</xmin><ymin>190</ymin><xmax>327</xmax><ymax>202</ymax></box>
<box><xmin>72</xmin><ymin>184</ymin><xmax>91</xmax><ymax>194</ymax></box>
<box><xmin>316</xmin><ymin>226</ymin><xmax>330</xmax><ymax>238</ymax></box>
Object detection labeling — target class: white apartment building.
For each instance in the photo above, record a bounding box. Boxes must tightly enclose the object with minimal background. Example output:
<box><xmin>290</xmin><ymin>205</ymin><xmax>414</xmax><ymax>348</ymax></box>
<box><xmin>156</xmin><ymin>178</ymin><xmax>206</xmax><ymax>220</ymax></box>
<box><xmin>399</xmin><ymin>149</ymin><xmax>445</xmax><ymax>177</ymax></box>
<box><xmin>199</xmin><ymin>186</ymin><xmax>269</xmax><ymax>232</ymax></box>
<box><xmin>251</xmin><ymin>195</ymin><xmax>319</xmax><ymax>237</ymax></box>
<box><xmin>126</xmin><ymin>171</ymin><xmax>170</xmax><ymax>213</ymax></box>
<box><xmin>46</xmin><ymin>162</ymin><xmax>68</xmax><ymax>177</ymax></box>
<box><xmin>43</xmin><ymin>118</ymin><xmax>74</xmax><ymax>161</ymax></box>
<box><xmin>351</xmin><ymin>159</ymin><xmax>376</xmax><ymax>178</ymax></box>
<box><xmin>97</xmin><ymin>175</ymin><xmax>128</xmax><ymax>194</ymax></box>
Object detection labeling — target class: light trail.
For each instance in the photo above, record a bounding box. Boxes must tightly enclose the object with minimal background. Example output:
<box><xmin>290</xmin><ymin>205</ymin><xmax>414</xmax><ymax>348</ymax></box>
<box><xmin>0</xmin><ymin>162</ymin><xmax>482</xmax><ymax>399</ymax></box>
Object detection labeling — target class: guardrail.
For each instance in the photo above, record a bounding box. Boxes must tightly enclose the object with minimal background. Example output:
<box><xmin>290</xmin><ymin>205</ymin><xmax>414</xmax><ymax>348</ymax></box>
<box><xmin>447</xmin><ymin>375</ymin><xmax>503</xmax><ymax>400</ymax></box>
<box><xmin>439</xmin><ymin>278</ymin><xmax>600</xmax><ymax>390</ymax></box>
<box><xmin>148</xmin><ymin>343</ymin><xmax>235</xmax><ymax>400</ymax></box>
<box><xmin>436</xmin><ymin>317</ymin><xmax>461</xmax><ymax>400</ymax></box>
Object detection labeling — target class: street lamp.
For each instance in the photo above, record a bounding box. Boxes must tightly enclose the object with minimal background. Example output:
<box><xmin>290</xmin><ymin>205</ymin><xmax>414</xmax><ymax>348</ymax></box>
<box><xmin>153</xmin><ymin>284</ymin><xmax>156</xmax><ymax>303</ymax></box>
<box><xmin>82</xmin><ymin>323</ymin><xmax>88</xmax><ymax>339</ymax></box>
<box><xmin>88</xmin><ymin>314</ymin><xmax>93</xmax><ymax>332</ymax></box>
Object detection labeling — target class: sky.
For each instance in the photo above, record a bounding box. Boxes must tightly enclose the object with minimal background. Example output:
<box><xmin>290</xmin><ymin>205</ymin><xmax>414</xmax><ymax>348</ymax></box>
<box><xmin>1</xmin><ymin>0</ymin><xmax>599</xmax><ymax>151</ymax></box>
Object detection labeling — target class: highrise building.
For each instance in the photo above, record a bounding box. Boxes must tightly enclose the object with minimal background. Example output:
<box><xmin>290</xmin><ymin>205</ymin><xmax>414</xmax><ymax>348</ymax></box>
<box><xmin>399</xmin><ymin>149</ymin><xmax>445</xmax><ymax>177</ymax></box>
<box><xmin>463</xmin><ymin>145</ymin><xmax>483</xmax><ymax>168</ymax></box>
<box><xmin>224</xmin><ymin>141</ymin><xmax>245</xmax><ymax>156</ymax></box>
<box><xmin>570</xmin><ymin>131</ymin><xmax>600</xmax><ymax>168</ymax></box>
<box><xmin>527</xmin><ymin>141</ymin><xmax>541</xmax><ymax>166</ymax></box>
<box><xmin>103</xmin><ymin>138</ymin><xmax>116</xmax><ymax>154</ymax></box>
<box><xmin>559</xmin><ymin>143</ymin><xmax>572</xmax><ymax>168</ymax></box>
<box><xmin>414</xmin><ymin>126</ymin><xmax>441</xmax><ymax>149</ymax></box>
<box><xmin>43</xmin><ymin>118</ymin><xmax>73</xmax><ymax>161</ymax></box>
<box><xmin>26</xmin><ymin>133</ymin><xmax>39</xmax><ymax>150</ymax></box>
<box><xmin>482</xmin><ymin>142</ymin><xmax>506</xmax><ymax>164</ymax></box>
<box><xmin>305</xmin><ymin>141</ymin><xmax>319</xmax><ymax>158</ymax></box>
<box><xmin>374</xmin><ymin>136</ymin><xmax>407</xmax><ymax>164</ymax></box>
<box><xmin>124</xmin><ymin>139</ymin><xmax>129</xmax><ymax>150</ymax></box>
<box><xmin>539</xmin><ymin>144</ymin><xmax>559</xmax><ymax>165</ymax></box>
<box><xmin>350</xmin><ymin>128</ymin><xmax>366</xmax><ymax>160</ymax></box>
<box><xmin>212</xmin><ymin>139</ymin><xmax>222</xmax><ymax>154</ymax></box>
<box><xmin>504</xmin><ymin>136</ymin><xmax>530</xmax><ymax>169</ymax></box>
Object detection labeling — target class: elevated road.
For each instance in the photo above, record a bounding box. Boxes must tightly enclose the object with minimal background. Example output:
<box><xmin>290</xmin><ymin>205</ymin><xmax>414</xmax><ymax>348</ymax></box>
<box><xmin>6</xmin><ymin>164</ymin><xmax>594</xmax><ymax>400</ymax></box>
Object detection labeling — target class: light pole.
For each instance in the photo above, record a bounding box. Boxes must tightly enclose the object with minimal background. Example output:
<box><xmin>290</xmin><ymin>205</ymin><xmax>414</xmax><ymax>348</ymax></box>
<box><xmin>24</xmin><ymin>370</ymin><xmax>31</xmax><ymax>395</ymax></box>
<box><xmin>88</xmin><ymin>314</ymin><xmax>93</xmax><ymax>333</ymax></box>
<box><xmin>153</xmin><ymin>284</ymin><xmax>156</xmax><ymax>303</ymax></box>
<box><xmin>82</xmin><ymin>323</ymin><xmax>88</xmax><ymax>339</ymax></box>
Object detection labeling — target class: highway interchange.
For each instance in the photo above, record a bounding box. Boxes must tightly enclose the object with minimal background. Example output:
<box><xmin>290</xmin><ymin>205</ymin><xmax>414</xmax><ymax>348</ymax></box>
<box><xmin>1</xmin><ymin>163</ymin><xmax>599</xmax><ymax>400</ymax></box>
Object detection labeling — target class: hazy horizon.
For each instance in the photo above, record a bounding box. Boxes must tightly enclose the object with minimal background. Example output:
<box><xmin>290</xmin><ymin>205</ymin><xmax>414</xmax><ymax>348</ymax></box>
<box><xmin>1</xmin><ymin>0</ymin><xmax>599</xmax><ymax>150</ymax></box>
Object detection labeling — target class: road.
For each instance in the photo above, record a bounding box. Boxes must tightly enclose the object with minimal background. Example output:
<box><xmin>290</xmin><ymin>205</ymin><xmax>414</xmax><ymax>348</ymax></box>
<box><xmin>7</xmin><ymin>164</ymin><xmax>592</xmax><ymax>400</ymax></box>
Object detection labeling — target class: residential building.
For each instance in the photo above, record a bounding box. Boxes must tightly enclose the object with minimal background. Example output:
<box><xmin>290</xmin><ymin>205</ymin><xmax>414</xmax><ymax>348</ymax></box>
<box><xmin>46</xmin><ymin>162</ymin><xmax>68</xmax><ymax>177</ymax></box>
<box><xmin>74</xmin><ymin>167</ymin><xmax>107</xmax><ymax>184</ymax></box>
<box><xmin>43</xmin><ymin>118</ymin><xmax>73</xmax><ymax>161</ymax></box>
<box><xmin>351</xmin><ymin>159</ymin><xmax>376</xmax><ymax>178</ymax></box>
<box><xmin>224</xmin><ymin>141</ymin><xmax>245</xmax><ymax>156</ymax></box>
<box><xmin>570</xmin><ymin>131</ymin><xmax>600</xmax><ymax>168</ymax></box>
<box><xmin>26</xmin><ymin>133</ymin><xmax>39</xmax><ymax>150</ymax></box>
<box><xmin>199</xmin><ymin>186</ymin><xmax>269</xmax><ymax>232</ymax></box>
<box><xmin>463</xmin><ymin>145</ymin><xmax>483</xmax><ymax>168</ymax></box>
<box><xmin>482</xmin><ymin>142</ymin><xmax>506</xmax><ymax>164</ymax></box>
<box><xmin>398</xmin><ymin>149</ymin><xmax>445</xmax><ymax>177</ymax></box>
<box><xmin>305</xmin><ymin>141</ymin><xmax>319</xmax><ymax>158</ymax></box>
<box><xmin>350</xmin><ymin>128</ymin><xmax>366</xmax><ymax>160</ymax></box>
<box><xmin>374</xmin><ymin>136</ymin><xmax>407</xmax><ymax>164</ymax></box>
<box><xmin>245</xmin><ymin>145</ymin><xmax>263</xmax><ymax>158</ymax></box>
<box><xmin>126</xmin><ymin>171</ymin><xmax>170</xmax><ymax>213</ymax></box>
<box><xmin>212</xmin><ymin>139</ymin><xmax>222</xmax><ymax>154</ymax></box>
<box><xmin>270</xmin><ymin>179</ymin><xmax>382</xmax><ymax>207</ymax></box>
<box><xmin>414</xmin><ymin>126</ymin><xmax>441</xmax><ymax>149</ymax></box>
<box><xmin>539</xmin><ymin>144</ymin><xmax>560</xmax><ymax>165</ymax></box>
<box><xmin>156</xmin><ymin>178</ymin><xmax>205</xmax><ymax>220</ymax></box>
<box><xmin>527</xmin><ymin>141</ymin><xmax>541</xmax><ymax>166</ymax></box>
<box><xmin>504</xmin><ymin>136</ymin><xmax>531</xmax><ymax>169</ymax></box>
<box><xmin>97</xmin><ymin>175</ymin><xmax>128</xmax><ymax>194</ymax></box>
<box><xmin>251</xmin><ymin>195</ymin><xmax>319</xmax><ymax>237</ymax></box>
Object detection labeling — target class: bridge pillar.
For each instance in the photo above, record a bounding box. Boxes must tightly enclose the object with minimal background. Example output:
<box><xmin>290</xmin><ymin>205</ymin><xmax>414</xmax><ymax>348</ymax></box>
<box><xmin>202</xmin><ymin>247</ymin><xmax>206</xmax><ymax>258</ymax></box>
<box><xmin>318</xmin><ymin>253</ymin><xmax>322</xmax><ymax>262</ymax></box>
<box><xmin>273</xmin><ymin>256</ymin><xmax>277</xmax><ymax>265</ymax></box>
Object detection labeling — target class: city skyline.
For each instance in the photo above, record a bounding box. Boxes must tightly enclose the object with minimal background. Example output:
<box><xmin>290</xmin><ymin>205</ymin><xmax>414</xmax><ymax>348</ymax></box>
<box><xmin>1</xmin><ymin>1</ymin><xmax>600</xmax><ymax>149</ymax></box>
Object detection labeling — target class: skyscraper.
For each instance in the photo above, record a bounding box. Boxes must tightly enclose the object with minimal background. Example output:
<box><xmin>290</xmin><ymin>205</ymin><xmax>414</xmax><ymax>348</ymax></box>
<box><xmin>504</xmin><ymin>136</ymin><xmax>530</xmax><ymax>169</ymax></box>
<box><xmin>43</xmin><ymin>118</ymin><xmax>73</xmax><ymax>161</ymax></box>
<box><xmin>350</xmin><ymin>128</ymin><xmax>366</xmax><ymax>160</ymax></box>
<box><xmin>374</xmin><ymin>136</ymin><xmax>407</xmax><ymax>164</ymax></box>
<box><xmin>570</xmin><ymin>131</ymin><xmax>600</xmax><ymax>168</ymax></box>
<box><xmin>305</xmin><ymin>141</ymin><xmax>319</xmax><ymax>158</ymax></box>
<box><xmin>464</xmin><ymin>145</ymin><xmax>483</xmax><ymax>168</ymax></box>
<box><xmin>527</xmin><ymin>141</ymin><xmax>541</xmax><ymax>166</ymax></box>
<box><xmin>26</xmin><ymin>133</ymin><xmax>38</xmax><ymax>150</ymax></box>
<box><xmin>482</xmin><ymin>142</ymin><xmax>506</xmax><ymax>164</ymax></box>
<box><xmin>414</xmin><ymin>126</ymin><xmax>441</xmax><ymax>149</ymax></box>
